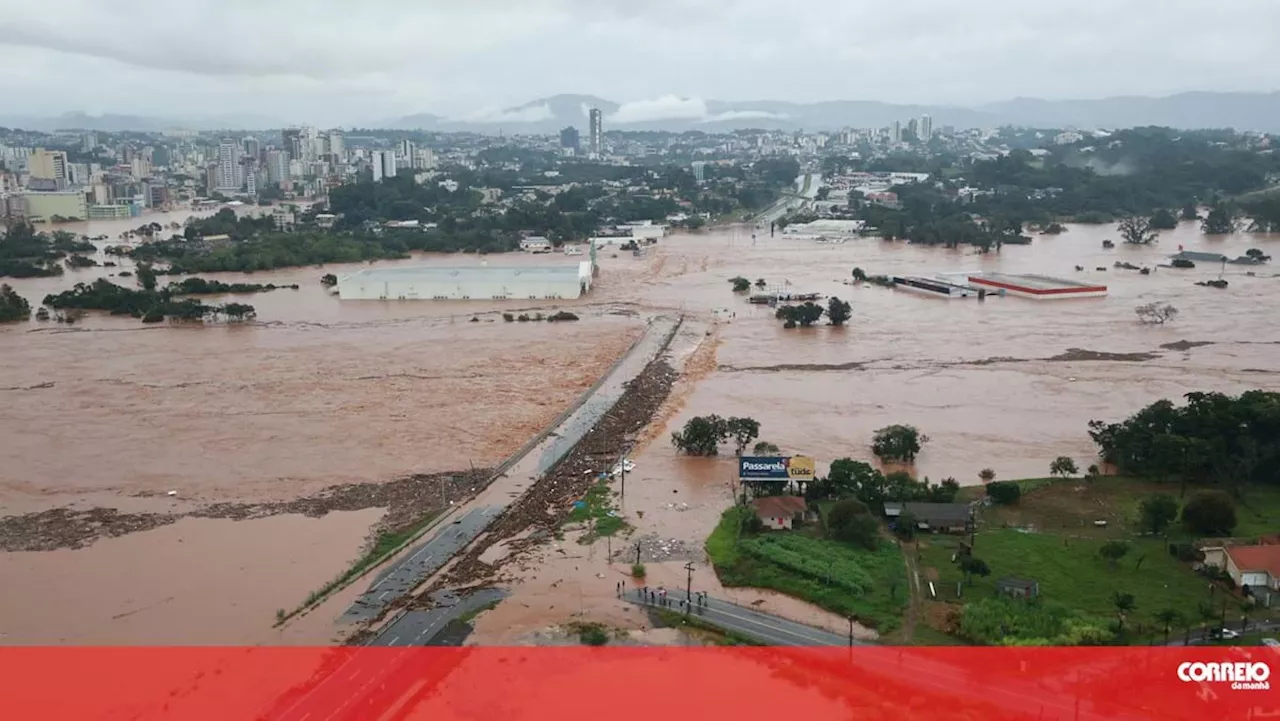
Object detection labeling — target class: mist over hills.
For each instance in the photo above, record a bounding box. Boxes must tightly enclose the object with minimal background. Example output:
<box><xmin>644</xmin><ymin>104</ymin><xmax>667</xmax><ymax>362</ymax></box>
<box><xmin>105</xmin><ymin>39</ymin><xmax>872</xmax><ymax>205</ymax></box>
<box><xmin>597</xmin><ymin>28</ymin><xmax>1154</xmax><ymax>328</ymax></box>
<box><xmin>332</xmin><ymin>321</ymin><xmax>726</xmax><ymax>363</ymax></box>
<box><xmin>4</xmin><ymin>92</ymin><xmax>1279</xmax><ymax>134</ymax></box>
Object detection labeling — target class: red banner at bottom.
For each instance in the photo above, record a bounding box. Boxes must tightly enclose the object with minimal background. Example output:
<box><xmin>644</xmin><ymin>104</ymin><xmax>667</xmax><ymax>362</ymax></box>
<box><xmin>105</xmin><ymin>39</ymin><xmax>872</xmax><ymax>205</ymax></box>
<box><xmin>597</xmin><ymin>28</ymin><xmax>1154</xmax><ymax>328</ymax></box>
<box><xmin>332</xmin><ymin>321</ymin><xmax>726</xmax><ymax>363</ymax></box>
<box><xmin>0</xmin><ymin>647</ymin><xmax>1274</xmax><ymax>721</ymax></box>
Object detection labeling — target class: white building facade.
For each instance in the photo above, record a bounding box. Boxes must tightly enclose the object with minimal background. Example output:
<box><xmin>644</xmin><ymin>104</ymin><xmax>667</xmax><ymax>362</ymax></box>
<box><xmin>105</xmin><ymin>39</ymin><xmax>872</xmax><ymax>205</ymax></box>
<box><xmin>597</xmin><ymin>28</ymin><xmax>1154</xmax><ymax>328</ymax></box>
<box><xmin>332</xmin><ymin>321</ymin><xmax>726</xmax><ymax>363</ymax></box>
<box><xmin>337</xmin><ymin>263</ymin><xmax>594</xmax><ymax>301</ymax></box>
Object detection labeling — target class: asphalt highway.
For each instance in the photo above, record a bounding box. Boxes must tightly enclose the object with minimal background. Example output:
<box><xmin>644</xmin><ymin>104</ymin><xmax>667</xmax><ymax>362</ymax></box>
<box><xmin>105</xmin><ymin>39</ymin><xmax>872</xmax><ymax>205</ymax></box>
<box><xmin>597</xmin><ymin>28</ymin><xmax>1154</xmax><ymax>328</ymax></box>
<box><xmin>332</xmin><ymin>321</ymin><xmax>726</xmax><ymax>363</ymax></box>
<box><xmin>624</xmin><ymin>588</ymin><xmax>853</xmax><ymax>646</ymax></box>
<box><xmin>341</xmin><ymin>506</ymin><xmax>501</xmax><ymax>623</ymax></box>
<box><xmin>368</xmin><ymin>588</ymin><xmax>506</xmax><ymax>647</ymax></box>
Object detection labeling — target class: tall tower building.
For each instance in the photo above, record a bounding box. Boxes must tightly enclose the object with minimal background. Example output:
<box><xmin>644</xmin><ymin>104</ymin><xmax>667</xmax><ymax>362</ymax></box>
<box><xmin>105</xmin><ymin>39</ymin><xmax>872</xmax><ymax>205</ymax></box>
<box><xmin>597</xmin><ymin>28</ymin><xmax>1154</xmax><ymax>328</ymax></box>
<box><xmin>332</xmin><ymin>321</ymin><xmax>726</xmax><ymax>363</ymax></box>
<box><xmin>560</xmin><ymin>126</ymin><xmax>580</xmax><ymax>151</ymax></box>
<box><xmin>242</xmin><ymin>137</ymin><xmax>261</xmax><ymax>161</ymax></box>
<box><xmin>588</xmin><ymin>108</ymin><xmax>603</xmax><ymax>156</ymax></box>
<box><xmin>282</xmin><ymin>128</ymin><xmax>303</xmax><ymax>161</ymax></box>
<box><xmin>890</xmin><ymin>120</ymin><xmax>902</xmax><ymax>144</ymax></box>
<box><xmin>398</xmin><ymin>139</ymin><xmax>415</xmax><ymax>160</ymax></box>
<box><xmin>216</xmin><ymin>138</ymin><xmax>239</xmax><ymax>191</ymax></box>
<box><xmin>265</xmin><ymin>150</ymin><xmax>289</xmax><ymax>185</ymax></box>
<box><xmin>28</xmin><ymin>148</ymin><xmax>69</xmax><ymax>186</ymax></box>
<box><xmin>919</xmin><ymin>114</ymin><xmax>933</xmax><ymax>140</ymax></box>
<box><xmin>326</xmin><ymin>130</ymin><xmax>344</xmax><ymax>158</ymax></box>
<box><xmin>380</xmin><ymin>150</ymin><xmax>398</xmax><ymax>180</ymax></box>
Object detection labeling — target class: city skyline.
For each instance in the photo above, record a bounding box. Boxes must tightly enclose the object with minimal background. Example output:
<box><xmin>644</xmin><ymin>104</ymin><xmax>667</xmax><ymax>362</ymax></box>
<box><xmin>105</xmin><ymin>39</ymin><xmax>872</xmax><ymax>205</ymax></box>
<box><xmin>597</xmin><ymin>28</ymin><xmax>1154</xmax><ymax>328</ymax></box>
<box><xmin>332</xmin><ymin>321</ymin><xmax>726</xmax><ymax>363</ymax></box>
<box><xmin>1</xmin><ymin>0</ymin><xmax>1278</xmax><ymax>126</ymax></box>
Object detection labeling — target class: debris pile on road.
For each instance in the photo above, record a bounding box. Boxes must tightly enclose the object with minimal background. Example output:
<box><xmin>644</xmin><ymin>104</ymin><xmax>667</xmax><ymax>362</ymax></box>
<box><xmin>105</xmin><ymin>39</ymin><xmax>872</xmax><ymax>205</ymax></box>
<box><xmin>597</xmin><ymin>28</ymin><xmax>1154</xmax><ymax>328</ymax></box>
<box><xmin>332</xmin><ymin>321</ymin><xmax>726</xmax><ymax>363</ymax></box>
<box><xmin>0</xmin><ymin>469</ymin><xmax>490</xmax><ymax>552</ymax></box>
<box><xmin>429</xmin><ymin>355</ymin><xmax>680</xmax><ymax>590</ymax></box>
<box><xmin>616</xmin><ymin>532</ymin><xmax>704</xmax><ymax>563</ymax></box>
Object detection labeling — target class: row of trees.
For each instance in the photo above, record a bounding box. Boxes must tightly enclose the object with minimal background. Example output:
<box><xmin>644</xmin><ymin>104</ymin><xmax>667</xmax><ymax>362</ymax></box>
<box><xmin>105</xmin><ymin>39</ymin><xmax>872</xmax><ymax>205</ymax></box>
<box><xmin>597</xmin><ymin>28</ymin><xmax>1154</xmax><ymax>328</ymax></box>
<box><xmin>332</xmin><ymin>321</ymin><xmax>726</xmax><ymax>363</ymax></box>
<box><xmin>42</xmin><ymin>279</ymin><xmax>256</xmax><ymax>324</ymax></box>
<box><xmin>1088</xmin><ymin>391</ymin><xmax>1280</xmax><ymax>497</ymax></box>
<box><xmin>670</xmin><ymin>415</ymin><xmax>761</xmax><ymax>456</ymax></box>
<box><xmin>1</xmin><ymin>223</ymin><xmax>95</xmax><ymax>278</ymax></box>
<box><xmin>0</xmin><ymin>283</ymin><xmax>31</xmax><ymax>322</ymax></box>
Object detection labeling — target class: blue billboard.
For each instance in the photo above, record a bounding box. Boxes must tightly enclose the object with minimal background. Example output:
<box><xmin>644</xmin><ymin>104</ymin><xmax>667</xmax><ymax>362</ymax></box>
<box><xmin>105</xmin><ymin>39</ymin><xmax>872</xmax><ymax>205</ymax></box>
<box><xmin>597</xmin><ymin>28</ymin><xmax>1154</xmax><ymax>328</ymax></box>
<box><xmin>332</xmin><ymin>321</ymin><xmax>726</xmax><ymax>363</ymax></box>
<box><xmin>738</xmin><ymin>456</ymin><xmax>815</xmax><ymax>481</ymax></box>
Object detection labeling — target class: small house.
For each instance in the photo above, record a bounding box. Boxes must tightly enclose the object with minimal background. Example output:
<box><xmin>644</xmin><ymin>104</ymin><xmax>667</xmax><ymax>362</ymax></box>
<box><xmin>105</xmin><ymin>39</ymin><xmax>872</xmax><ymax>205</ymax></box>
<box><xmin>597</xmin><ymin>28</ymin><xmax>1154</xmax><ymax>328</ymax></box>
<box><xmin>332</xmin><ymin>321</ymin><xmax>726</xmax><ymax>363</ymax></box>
<box><xmin>884</xmin><ymin>502</ymin><xmax>973</xmax><ymax>534</ymax></box>
<box><xmin>997</xmin><ymin>577</ymin><xmax>1040</xmax><ymax>600</ymax></box>
<box><xmin>750</xmin><ymin>496</ymin><xmax>810</xmax><ymax>531</ymax></box>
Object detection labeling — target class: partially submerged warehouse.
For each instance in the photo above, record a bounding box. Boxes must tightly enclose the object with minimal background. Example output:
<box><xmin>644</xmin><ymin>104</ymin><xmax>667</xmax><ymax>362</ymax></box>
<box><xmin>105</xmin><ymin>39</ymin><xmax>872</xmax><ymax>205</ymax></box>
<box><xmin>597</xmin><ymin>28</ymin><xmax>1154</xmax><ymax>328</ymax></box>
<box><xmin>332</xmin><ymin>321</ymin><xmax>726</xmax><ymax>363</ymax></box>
<box><xmin>336</xmin><ymin>262</ymin><xmax>595</xmax><ymax>300</ymax></box>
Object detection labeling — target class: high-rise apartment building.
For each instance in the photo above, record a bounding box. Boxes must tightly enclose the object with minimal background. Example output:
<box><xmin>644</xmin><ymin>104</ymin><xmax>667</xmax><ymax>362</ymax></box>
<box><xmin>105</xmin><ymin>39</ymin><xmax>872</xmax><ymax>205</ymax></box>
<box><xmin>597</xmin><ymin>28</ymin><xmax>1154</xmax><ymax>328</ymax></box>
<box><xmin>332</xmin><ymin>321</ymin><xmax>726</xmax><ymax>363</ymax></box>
<box><xmin>265</xmin><ymin>150</ymin><xmax>289</xmax><ymax>185</ymax></box>
<box><xmin>215</xmin><ymin>139</ymin><xmax>240</xmax><ymax>191</ymax></box>
<box><xmin>282</xmin><ymin>128</ymin><xmax>303</xmax><ymax>161</ymax></box>
<box><xmin>242</xmin><ymin>137</ymin><xmax>261</xmax><ymax>161</ymax></box>
<box><xmin>398</xmin><ymin>139</ymin><xmax>415</xmax><ymax>160</ymax></box>
<box><xmin>890</xmin><ymin>121</ymin><xmax>902</xmax><ymax>144</ymax></box>
<box><xmin>380</xmin><ymin>150</ymin><xmax>398</xmax><ymax>180</ymax></box>
<box><xmin>326</xmin><ymin>130</ymin><xmax>344</xmax><ymax>158</ymax></box>
<box><xmin>919</xmin><ymin>115</ymin><xmax>933</xmax><ymax>140</ymax></box>
<box><xmin>560</xmin><ymin>126</ymin><xmax>580</xmax><ymax>151</ymax></box>
<box><xmin>588</xmin><ymin>108</ymin><xmax>603</xmax><ymax>156</ymax></box>
<box><xmin>28</xmin><ymin>148</ymin><xmax>69</xmax><ymax>186</ymax></box>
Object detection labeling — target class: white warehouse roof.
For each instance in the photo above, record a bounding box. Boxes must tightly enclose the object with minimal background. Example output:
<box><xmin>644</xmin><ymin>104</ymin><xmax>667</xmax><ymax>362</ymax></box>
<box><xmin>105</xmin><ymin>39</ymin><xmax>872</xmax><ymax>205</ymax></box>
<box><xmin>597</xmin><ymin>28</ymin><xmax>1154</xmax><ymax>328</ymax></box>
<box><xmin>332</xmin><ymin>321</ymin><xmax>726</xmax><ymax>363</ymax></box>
<box><xmin>339</xmin><ymin>265</ymin><xmax>582</xmax><ymax>284</ymax></box>
<box><xmin>337</xmin><ymin>263</ymin><xmax>593</xmax><ymax>301</ymax></box>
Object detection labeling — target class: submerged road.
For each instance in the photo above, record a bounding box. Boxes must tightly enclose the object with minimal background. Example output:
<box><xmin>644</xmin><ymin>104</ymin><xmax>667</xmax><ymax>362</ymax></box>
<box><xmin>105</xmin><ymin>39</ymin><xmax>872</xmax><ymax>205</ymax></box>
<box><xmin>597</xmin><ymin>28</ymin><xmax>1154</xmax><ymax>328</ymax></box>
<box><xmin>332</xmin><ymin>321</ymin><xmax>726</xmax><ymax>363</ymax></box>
<box><xmin>343</xmin><ymin>507</ymin><xmax>501</xmax><ymax>623</ymax></box>
<box><xmin>624</xmin><ymin>588</ymin><xmax>853</xmax><ymax>646</ymax></box>
<box><xmin>341</xmin><ymin>315</ymin><xmax>683</xmax><ymax>626</ymax></box>
<box><xmin>368</xmin><ymin>588</ymin><xmax>506</xmax><ymax>647</ymax></box>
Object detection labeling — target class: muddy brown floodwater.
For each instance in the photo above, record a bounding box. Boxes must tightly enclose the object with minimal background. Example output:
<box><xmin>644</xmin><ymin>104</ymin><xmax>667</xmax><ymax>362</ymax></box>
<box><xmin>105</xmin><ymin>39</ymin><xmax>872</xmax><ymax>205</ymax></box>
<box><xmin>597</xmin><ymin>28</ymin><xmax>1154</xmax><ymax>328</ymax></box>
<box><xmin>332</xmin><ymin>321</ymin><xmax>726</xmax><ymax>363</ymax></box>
<box><xmin>3</xmin><ymin>209</ymin><xmax>1280</xmax><ymax>645</ymax></box>
<box><xmin>470</xmin><ymin>219</ymin><xmax>1280</xmax><ymax>644</ymax></box>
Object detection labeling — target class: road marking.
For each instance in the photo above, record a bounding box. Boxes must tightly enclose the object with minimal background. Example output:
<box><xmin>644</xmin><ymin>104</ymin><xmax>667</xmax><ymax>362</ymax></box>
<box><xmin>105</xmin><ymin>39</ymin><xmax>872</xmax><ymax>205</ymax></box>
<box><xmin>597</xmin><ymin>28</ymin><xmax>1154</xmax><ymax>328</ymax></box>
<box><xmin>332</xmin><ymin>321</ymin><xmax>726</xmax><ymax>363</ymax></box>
<box><xmin>388</xmin><ymin>636</ymin><xmax>400</xmax><ymax>646</ymax></box>
<box><xmin>378</xmin><ymin>591</ymin><xmax>389</xmax><ymax>600</ymax></box>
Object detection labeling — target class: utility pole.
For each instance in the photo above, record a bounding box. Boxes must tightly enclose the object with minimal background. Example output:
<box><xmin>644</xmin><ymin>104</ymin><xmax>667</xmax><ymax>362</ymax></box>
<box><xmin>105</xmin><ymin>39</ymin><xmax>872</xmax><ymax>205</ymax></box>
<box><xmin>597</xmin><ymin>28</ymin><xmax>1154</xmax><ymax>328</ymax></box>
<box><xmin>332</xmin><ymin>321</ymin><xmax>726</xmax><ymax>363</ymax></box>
<box><xmin>684</xmin><ymin>561</ymin><xmax>695</xmax><ymax>612</ymax></box>
<box><xmin>635</xmin><ymin>540</ymin><xmax>642</xmax><ymax>565</ymax></box>
<box><xmin>619</xmin><ymin>453</ymin><xmax>626</xmax><ymax>513</ymax></box>
<box><xmin>847</xmin><ymin>616</ymin><xmax>854</xmax><ymax>648</ymax></box>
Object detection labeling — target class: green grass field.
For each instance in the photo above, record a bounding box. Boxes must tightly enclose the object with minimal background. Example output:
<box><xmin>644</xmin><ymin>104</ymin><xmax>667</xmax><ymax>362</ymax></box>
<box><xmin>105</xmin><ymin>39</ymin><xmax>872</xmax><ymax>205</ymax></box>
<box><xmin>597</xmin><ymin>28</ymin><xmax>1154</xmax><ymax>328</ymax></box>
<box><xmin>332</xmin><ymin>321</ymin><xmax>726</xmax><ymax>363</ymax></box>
<box><xmin>918</xmin><ymin>531</ymin><xmax>1218</xmax><ymax>632</ymax></box>
<box><xmin>966</xmin><ymin>476</ymin><xmax>1280</xmax><ymax>541</ymax></box>
<box><xmin>706</xmin><ymin>507</ymin><xmax>908</xmax><ymax>632</ymax></box>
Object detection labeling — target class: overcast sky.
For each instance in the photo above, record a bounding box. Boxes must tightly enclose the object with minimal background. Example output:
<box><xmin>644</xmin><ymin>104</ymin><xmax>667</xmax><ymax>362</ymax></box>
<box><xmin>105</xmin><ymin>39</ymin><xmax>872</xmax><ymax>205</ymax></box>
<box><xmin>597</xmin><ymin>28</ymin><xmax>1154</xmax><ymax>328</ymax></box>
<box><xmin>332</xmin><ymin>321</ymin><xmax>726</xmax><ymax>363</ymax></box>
<box><xmin>1</xmin><ymin>0</ymin><xmax>1277</xmax><ymax>126</ymax></box>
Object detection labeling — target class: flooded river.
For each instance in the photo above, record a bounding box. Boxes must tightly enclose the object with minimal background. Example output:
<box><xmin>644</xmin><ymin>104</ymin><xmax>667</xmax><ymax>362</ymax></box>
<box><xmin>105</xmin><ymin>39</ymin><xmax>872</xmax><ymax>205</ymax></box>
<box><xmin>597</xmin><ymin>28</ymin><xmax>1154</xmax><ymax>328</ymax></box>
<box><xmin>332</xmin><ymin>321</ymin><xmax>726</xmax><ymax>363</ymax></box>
<box><xmin>3</xmin><ymin>209</ymin><xmax>1279</xmax><ymax>644</ymax></box>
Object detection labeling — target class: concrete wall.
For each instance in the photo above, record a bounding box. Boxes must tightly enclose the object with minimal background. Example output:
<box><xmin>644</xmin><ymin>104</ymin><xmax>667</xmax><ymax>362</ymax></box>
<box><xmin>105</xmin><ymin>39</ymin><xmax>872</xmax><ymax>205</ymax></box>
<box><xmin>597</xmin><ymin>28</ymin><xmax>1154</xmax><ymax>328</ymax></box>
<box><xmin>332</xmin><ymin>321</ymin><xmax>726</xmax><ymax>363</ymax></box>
<box><xmin>339</xmin><ymin>276</ymin><xmax>584</xmax><ymax>301</ymax></box>
<box><xmin>22</xmin><ymin>191</ymin><xmax>87</xmax><ymax>220</ymax></box>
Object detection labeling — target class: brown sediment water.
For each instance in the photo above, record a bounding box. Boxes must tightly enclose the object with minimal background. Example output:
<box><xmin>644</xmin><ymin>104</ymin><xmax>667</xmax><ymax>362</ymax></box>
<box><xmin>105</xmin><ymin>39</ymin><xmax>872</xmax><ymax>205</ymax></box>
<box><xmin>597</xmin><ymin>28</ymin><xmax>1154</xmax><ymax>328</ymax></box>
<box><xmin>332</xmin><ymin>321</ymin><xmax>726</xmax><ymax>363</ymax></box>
<box><xmin>3</xmin><ymin>211</ymin><xmax>1279</xmax><ymax>644</ymax></box>
<box><xmin>0</xmin><ymin>509</ymin><xmax>380</xmax><ymax>645</ymax></box>
<box><xmin>465</xmin><ymin>219</ymin><xmax>1280</xmax><ymax>643</ymax></box>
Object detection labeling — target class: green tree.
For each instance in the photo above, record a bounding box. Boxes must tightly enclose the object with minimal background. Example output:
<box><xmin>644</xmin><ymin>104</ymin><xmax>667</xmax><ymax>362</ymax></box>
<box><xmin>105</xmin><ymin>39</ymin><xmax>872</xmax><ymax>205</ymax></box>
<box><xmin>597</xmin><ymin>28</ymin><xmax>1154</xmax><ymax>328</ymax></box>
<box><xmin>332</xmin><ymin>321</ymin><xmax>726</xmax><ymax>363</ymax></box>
<box><xmin>1113</xmin><ymin>591</ymin><xmax>1136</xmax><ymax>633</ymax></box>
<box><xmin>986</xmin><ymin>481</ymin><xmax>1021</xmax><ymax>505</ymax></box>
<box><xmin>320</xmin><ymin>273</ymin><xmax>338</xmax><ymax>286</ymax></box>
<box><xmin>1149</xmin><ymin>208</ymin><xmax>1178</xmax><ymax>230</ymax></box>
<box><xmin>959</xmin><ymin>556</ymin><xmax>991</xmax><ymax>586</ymax></box>
<box><xmin>1118</xmin><ymin>215</ymin><xmax>1158</xmax><ymax>245</ymax></box>
<box><xmin>871</xmin><ymin>424</ymin><xmax>928</xmax><ymax>462</ymax></box>
<box><xmin>0</xmin><ymin>284</ymin><xmax>31</xmax><ymax>322</ymax></box>
<box><xmin>894</xmin><ymin>511</ymin><xmax>917</xmax><ymax>540</ymax></box>
<box><xmin>979</xmin><ymin>468</ymin><xmax>996</xmax><ymax>483</ymax></box>
<box><xmin>826</xmin><ymin>500</ymin><xmax>880</xmax><ymax>550</ymax></box>
<box><xmin>729</xmin><ymin>276</ymin><xmax>751</xmax><ymax>292</ymax></box>
<box><xmin>1139</xmin><ymin>495</ymin><xmax>1180</xmax><ymax>534</ymax></box>
<box><xmin>1099</xmin><ymin>541</ymin><xmax>1130</xmax><ymax>567</ymax></box>
<box><xmin>1154</xmin><ymin>608</ymin><xmax>1182</xmax><ymax>645</ymax></box>
<box><xmin>753</xmin><ymin>441</ymin><xmax>780</xmax><ymax>455</ymax></box>
<box><xmin>1201</xmin><ymin>202</ymin><xmax>1238</xmax><ymax>234</ymax></box>
<box><xmin>775</xmin><ymin>302</ymin><xmax>824</xmax><ymax>328</ymax></box>
<box><xmin>826</xmin><ymin>297</ymin><xmax>852</xmax><ymax>326</ymax></box>
<box><xmin>725</xmin><ymin>417</ymin><xmax>761</xmax><ymax>456</ymax></box>
<box><xmin>1181</xmin><ymin>490</ymin><xmax>1237</xmax><ymax>536</ymax></box>
<box><xmin>135</xmin><ymin>262</ymin><xmax>158</xmax><ymax>291</ymax></box>
<box><xmin>851</xmin><ymin>267</ymin><xmax>868</xmax><ymax>282</ymax></box>
<box><xmin>1180</xmin><ymin>202</ymin><xmax>1199</xmax><ymax>220</ymax></box>
<box><xmin>1049</xmin><ymin>456</ymin><xmax>1078</xmax><ymax>478</ymax></box>
<box><xmin>671</xmin><ymin>415</ymin><xmax>729</xmax><ymax>456</ymax></box>
<box><xmin>754</xmin><ymin>278</ymin><xmax>767</xmax><ymax>289</ymax></box>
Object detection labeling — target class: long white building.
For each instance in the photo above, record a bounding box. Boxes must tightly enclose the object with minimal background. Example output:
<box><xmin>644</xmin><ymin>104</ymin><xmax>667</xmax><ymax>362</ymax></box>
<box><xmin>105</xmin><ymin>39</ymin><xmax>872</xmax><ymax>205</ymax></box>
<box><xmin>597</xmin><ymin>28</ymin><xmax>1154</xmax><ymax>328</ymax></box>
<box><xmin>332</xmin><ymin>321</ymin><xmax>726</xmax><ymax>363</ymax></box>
<box><xmin>337</xmin><ymin>262</ymin><xmax>594</xmax><ymax>301</ymax></box>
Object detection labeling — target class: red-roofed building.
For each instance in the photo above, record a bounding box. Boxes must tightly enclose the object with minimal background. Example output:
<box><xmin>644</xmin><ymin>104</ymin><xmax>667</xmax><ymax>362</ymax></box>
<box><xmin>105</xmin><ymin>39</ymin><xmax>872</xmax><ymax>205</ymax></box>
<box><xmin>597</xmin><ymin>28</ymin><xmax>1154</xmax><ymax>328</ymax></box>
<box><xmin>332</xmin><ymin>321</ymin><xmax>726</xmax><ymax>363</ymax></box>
<box><xmin>750</xmin><ymin>496</ymin><xmax>810</xmax><ymax>531</ymax></box>
<box><xmin>1224</xmin><ymin>545</ymin><xmax>1280</xmax><ymax>599</ymax></box>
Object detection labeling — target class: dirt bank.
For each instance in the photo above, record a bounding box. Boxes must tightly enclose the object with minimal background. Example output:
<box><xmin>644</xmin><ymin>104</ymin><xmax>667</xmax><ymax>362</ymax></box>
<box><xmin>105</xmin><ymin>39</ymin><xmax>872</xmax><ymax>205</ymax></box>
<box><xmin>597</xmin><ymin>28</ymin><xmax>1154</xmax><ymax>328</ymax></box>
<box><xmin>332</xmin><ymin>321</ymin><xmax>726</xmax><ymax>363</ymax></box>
<box><xmin>0</xmin><ymin>469</ymin><xmax>490</xmax><ymax>552</ymax></box>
